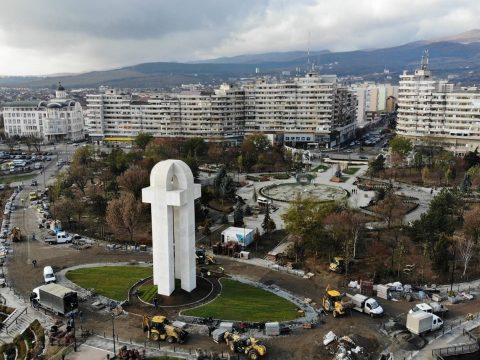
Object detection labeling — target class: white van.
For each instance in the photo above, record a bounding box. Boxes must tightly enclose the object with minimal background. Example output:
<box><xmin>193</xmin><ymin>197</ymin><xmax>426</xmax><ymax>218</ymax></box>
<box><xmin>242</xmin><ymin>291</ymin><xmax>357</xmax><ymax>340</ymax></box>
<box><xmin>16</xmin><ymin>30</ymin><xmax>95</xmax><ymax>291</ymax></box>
<box><xmin>43</xmin><ymin>266</ymin><xmax>56</xmax><ymax>284</ymax></box>
<box><xmin>257</xmin><ymin>197</ymin><xmax>273</xmax><ymax>206</ymax></box>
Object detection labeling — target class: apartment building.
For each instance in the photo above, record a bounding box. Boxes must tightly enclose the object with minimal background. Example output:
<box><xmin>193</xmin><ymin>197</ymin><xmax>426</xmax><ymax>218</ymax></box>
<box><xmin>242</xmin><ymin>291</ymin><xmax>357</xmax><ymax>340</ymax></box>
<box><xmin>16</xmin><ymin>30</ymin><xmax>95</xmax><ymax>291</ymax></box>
<box><xmin>396</xmin><ymin>64</ymin><xmax>480</xmax><ymax>155</ymax></box>
<box><xmin>245</xmin><ymin>73</ymin><xmax>356</xmax><ymax>147</ymax></box>
<box><xmin>85</xmin><ymin>73</ymin><xmax>356</xmax><ymax>147</ymax></box>
<box><xmin>2</xmin><ymin>84</ymin><xmax>84</xmax><ymax>141</ymax></box>
<box><xmin>85</xmin><ymin>85</ymin><xmax>245</xmax><ymax>144</ymax></box>
<box><xmin>353</xmin><ymin>82</ymin><xmax>398</xmax><ymax>127</ymax></box>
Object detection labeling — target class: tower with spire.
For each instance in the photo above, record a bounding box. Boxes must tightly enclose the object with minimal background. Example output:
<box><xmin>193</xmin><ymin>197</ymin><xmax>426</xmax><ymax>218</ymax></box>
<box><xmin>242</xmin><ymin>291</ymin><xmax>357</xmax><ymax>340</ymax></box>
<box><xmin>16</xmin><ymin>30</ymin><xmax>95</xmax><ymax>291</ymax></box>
<box><xmin>415</xmin><ymin>49</ymin><xmax>432</xmax><ymax>78</ymax></box>
<box><xmin>55</xmin><ymin>82</ymin><xmax>67</xmax><ymax>99</ymax></box>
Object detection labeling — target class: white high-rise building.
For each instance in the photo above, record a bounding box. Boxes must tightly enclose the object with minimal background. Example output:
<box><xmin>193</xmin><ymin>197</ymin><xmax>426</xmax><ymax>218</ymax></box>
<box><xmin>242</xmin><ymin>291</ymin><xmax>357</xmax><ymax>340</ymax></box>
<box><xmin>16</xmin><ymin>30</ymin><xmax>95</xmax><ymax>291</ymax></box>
<box><xmin>2</xmin><ymin>84</ymin><xmax>84</xmax><ymax>141</ymax></box>
<box><xmin>85</xmin><ymin>73</ymin><xmax>356</xmax><ymax>147</ymax></box>
<box><xmin>245</xmin><ymin>73</ymin><xmax>356</xmax><ymax>147</ymax></box>
<box><xmin>396</xmin><ymin>57</ymin><xmax>480</xmax><ymax>155</ymax></box>
<box><xmin>85</xmin><ymin>85</ymin><xmax>245</xmax><ymax>144</ymax></box>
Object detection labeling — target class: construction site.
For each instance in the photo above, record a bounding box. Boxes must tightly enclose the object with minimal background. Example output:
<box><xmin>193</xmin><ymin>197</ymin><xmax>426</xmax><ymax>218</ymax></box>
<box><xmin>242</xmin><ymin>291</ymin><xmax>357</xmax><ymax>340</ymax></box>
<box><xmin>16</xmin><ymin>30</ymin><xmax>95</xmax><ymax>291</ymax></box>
<box><xmin>1</xmin><ymin>153</ymin><xmax>480</xmax><ymax>360</ymax></box>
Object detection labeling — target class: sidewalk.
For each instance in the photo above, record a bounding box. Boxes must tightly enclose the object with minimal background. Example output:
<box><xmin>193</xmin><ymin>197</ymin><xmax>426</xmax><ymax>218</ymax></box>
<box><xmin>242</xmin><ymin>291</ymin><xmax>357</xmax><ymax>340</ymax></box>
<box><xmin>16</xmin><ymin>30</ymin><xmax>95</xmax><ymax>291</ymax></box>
<box><xmin>68</xmin><ymin>334</ymin><xmax>197</xmax><ymax>360</ymax></box>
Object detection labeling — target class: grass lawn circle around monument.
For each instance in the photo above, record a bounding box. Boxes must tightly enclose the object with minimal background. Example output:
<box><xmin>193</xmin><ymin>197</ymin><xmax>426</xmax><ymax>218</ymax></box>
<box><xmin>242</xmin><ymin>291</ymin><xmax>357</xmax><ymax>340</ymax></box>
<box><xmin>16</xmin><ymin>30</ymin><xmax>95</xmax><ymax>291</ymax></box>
<box><xmin>182</xmin><ymin>278</ymin><xmax>298</xmax><ymax>322</ymax></box>
<box><xmin>66</xmin><ymin>265</ymin><xmax>153</xmax><ymax>301</ymax></box>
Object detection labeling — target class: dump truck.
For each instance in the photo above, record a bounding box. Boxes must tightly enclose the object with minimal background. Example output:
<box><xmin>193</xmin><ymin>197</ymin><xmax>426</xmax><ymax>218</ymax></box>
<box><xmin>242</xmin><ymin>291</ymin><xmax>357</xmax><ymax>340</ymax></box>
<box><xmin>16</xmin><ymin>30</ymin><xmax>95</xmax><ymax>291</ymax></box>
<box><xmin>322</xmin><ymin>287</ymin><xmax>350</xmax><ymax>318</ymax></box>
<box><xmin>142</xmin><ymin>315</ymin><xmax>188</xmax><ymax>344</ymax></box>
<box><xmin>31</xmin><ymin>283</ymin><xmax>78</xmax><ymax>315</ymax></box>
<box><xmin>406</xmin><ymin>311</ymin><xmax>443</xmax><ymax>335</ymax></box>
<box><xmin>10</xmin><ymin>227</ymin><xmax>22</xmax><ymax>242</ymax></box>
<box><xmin>408</xmin><ymin>302</ymin><xmax>448</xmax><ymax>316</ymax></box>
<box><xmin>224</xmin><ymin>332</ymin><xmax>267</xmax><ymax>360</ymax></box>
<box><xmin>348</xmin><ymin>294</ymin><xmax>384</xmax><ymax>317</ymax></box>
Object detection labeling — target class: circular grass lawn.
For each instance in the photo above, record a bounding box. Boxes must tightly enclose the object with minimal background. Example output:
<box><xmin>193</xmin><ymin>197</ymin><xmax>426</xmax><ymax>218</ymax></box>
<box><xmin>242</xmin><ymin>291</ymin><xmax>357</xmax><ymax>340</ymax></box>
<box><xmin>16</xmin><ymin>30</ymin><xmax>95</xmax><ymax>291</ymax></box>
<box><xmin>182</xmin><ymin>278</ymin><xmax>298</xmax><ymax>322</ymax></box>
<box><xmin>66</xmin><ymin>266</ymin><xmax>152</xmax><ymax>301</ymax></box>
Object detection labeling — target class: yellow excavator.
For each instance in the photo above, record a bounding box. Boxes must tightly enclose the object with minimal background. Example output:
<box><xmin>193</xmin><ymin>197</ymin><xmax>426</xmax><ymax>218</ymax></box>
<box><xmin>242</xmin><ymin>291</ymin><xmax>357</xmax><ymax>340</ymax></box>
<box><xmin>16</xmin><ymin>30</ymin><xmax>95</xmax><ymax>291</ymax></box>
<box><xmin>142</xmin><ymin>315</ymin><xmax>188</xmax><ymax>344</ymax></box>
<box><xmin>195</xmin><ymin>248</ymin><xmax>216</xmax><ymax>265</ymax></box>
<box><xmin>329</xmin><ymin>257</ymin><xmax>345</xmax><ymax>273</ymax></box>
<box><xmin>224</xmin><ymin>331</ymin><xmax>267</xmax><ymax>360</ymax></box>
<box><xmin>322</xmin><ymin>286</ymin><xmax>350</xmax><ymax>318</ymax></box>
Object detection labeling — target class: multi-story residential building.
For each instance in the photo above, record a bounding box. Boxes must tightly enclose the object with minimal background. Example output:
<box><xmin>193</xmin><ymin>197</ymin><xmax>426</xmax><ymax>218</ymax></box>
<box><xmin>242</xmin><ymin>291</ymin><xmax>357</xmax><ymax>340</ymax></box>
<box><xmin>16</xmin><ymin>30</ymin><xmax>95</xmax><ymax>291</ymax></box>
<box><xmin>244</xmin><ymin>73</ymin><xmax>356</xmax><ymax>147</ymax></box>
<box><xmin>353</xmin><ymin>82</ymin><xmax>398</xmax><ymax>127</ymax></box>
<box><xmin>396</xmin><ymin>59</ymin><xmax>480</xmax><ymax>156</ymax></box>
<box><xmin>85</xmin><ymin>73</ymin><xmax>356</xmax><ymax>147</ymax></box>
<box><xmin>2</xmin><ymin>84</ymin><xmax>84</xmax><ymax>141</ymax></box>
<box><xmin>85</xmin><ymin>85</ymin><xmax>245</xmax><ymax>144</ymax></box>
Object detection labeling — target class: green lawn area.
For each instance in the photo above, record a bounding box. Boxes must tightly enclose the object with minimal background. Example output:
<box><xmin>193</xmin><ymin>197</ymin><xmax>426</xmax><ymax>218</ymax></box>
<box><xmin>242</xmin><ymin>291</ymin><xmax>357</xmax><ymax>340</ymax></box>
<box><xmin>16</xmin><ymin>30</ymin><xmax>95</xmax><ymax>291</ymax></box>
<box><xmin>66</xmin><ymin>266</ymin><xmax>152</xmax><ymax>301</ymax></box>
<box><xmin>183</xmin><ymin>278</ymin><xmax>298</xmax><ymax>322</ymax></box>
<box><xmin>342</xmin><ymin>167</ymin><xmax>360</xmax><ymax>175</ymax></box>
<box><xmin>311</xmin><ymin>164</ymin><xmax>330</xmax><ymax>172</ymax></box>
<box><xmin>0</xmin><ymin>174</ymin><xmax>35</xmax><ymax>184</ymax></box>
<box><xmin>138</xmin><ymin>283</ymin><xmax>158</xmax><ymax>303</ymax></box>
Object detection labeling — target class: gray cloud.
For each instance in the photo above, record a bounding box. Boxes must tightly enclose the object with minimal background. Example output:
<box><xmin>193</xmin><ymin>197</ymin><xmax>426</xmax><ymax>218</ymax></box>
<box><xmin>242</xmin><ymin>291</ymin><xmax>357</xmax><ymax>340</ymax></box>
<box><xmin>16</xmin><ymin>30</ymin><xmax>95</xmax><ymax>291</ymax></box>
<box><xmin>0</xmin><ymin>0</ymin><xmax>479</xmax><ymax>75</ymax></box>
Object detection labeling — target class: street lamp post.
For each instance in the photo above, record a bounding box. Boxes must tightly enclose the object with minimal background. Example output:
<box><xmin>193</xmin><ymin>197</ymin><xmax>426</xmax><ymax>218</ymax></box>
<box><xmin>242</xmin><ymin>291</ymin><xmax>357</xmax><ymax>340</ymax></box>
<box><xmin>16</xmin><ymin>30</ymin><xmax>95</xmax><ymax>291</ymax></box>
<box><xmin>20</xmin><ymin>198</ymin><xmax>30</xmax><ymax>264</ymax></box>
<box><xmin>112</xmin><ymin>314</ymin><xmax>116</xmax><ymax>358</ymax></box>
<box><xmin>43</xmin><ymin>159</ymin><xmax>46</xmax><ymax>189</ymax></box>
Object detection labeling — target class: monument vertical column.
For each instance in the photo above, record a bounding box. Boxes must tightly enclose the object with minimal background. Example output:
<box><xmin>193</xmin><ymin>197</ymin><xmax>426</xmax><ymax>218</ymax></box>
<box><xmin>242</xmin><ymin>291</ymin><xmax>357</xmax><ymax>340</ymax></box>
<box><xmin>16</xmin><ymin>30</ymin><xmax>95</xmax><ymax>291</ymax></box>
<box><xmin>142</xmin><ymin>159</ymin><xmax>201</xmax><ymax>297</ymax></box>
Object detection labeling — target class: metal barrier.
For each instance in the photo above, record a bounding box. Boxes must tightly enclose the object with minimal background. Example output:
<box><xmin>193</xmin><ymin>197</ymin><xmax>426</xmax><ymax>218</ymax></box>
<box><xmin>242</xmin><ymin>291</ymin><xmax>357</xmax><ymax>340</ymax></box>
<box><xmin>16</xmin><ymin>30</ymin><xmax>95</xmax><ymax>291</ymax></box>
<box><xmin>432</xmin><ymin>328</ymin><xmax>480</xmax><ymax>359</ymax></box>
<box><xmin>432</xmin><ymin>342</ymin><xmax>479</xmax><ymax>358</ymax></box>
<box><xmin>4</xmin><ymin>306</ymin><xmax>27</xmax><ymax>333</ymax></box>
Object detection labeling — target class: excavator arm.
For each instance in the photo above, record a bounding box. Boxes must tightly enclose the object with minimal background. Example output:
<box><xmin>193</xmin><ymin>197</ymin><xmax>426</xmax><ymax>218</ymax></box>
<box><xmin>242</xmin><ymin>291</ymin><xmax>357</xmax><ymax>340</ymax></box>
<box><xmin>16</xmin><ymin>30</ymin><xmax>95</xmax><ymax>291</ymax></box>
<box><xmin>142</xmin><ymin>315</ymin><xmax>150</xmax><ymax>333</ymax></box>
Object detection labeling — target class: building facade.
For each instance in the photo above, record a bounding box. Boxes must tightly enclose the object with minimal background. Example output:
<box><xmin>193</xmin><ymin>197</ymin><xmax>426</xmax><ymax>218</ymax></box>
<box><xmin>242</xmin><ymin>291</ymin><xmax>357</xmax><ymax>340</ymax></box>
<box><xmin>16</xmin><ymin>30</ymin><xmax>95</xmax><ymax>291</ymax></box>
<box><xmin>353</xmin><ymin>82</ymin><xmax>398</xmax><ymax>127</ymax></box>
<box><xmin>85</xmin><ymin>73</ymin><xmax>356</xmax><ymax>147</ymax></box>
<box><xmin>245</xmin><ymin>73</ymin><xmax>356</xmax><ymax>147</ymax></box>
<box><xmin>85</xmin><ymin>85</ymin><xmax>245</xmax><ymax>144</ymax></box>
<box><xmin>2</xmin><ymin>84</ymin><xmax>84</xmax><ymax>141</ymax></box>
<box><xmin>396</xmin><ymin>65</ymin><xmax>480</xmax><ymax>156</ymax></box>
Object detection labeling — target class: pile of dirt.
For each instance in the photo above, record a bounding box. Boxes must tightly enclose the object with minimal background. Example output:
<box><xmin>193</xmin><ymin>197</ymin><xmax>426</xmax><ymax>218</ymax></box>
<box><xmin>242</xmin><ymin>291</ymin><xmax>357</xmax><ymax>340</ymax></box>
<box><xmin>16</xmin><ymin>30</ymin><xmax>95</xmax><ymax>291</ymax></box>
<box><xmin>393</xmin><ymin>332</ymin><xmax>427</xmax><ymax>351</ymax></box>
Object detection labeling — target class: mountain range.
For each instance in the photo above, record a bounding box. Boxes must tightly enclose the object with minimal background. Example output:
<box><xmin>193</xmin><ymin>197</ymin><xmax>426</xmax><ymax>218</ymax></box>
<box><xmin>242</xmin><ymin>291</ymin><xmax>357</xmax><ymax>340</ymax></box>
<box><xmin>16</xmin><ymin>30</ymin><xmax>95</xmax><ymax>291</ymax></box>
<box><xmin>1</xmin><ymin>29</ymin><xmax>479</xmax><ymax>89</ymax></box>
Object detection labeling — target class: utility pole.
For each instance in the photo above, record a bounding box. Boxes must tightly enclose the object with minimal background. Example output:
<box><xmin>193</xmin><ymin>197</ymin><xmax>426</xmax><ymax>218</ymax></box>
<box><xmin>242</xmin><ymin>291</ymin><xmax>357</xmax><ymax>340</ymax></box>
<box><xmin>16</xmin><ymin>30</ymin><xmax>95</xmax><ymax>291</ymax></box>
<box><xmin>450</xmin><ymin>245</ymin><xmax>456</xmax><ymax>293</ymax></box>
<box><xmin>112</xmin><ymin>314</ymin><xmax>116</xmax><ymax>358</ymax></box>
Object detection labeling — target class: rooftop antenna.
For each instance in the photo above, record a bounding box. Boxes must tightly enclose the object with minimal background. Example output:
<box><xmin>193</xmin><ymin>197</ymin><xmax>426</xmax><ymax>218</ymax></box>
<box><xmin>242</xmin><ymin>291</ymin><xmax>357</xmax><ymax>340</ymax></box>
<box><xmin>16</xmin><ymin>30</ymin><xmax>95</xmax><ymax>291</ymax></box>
<box><xmin>421</xmin><ymin>49</ymin><xmax>429</xmax><ymax>70</ymax></box>
<box><xmin>307</xmin><ymin>31</ymin><xmax>312</xmax><ymax>71</ymax></box>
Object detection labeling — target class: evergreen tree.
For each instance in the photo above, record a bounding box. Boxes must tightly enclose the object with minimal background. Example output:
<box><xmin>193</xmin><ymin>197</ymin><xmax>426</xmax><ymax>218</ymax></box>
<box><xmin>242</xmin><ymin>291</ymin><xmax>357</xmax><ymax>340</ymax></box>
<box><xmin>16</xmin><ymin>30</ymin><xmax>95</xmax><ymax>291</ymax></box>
<box><xmin>214</xmin><ymin>166</ymin><xmax>227</xmax><ymax>196</ymax></box>
<box><xmin>233</xmin><ymin>202</ymin><xmax>244</xmax><ymax>227</ymax></box>
<box><xmin>262</xmin><ymin>204</ymin><xmax>276</xmax><ymax>240</ymax></box>
<box><xmin>220</xmin><ymin>175</ymin><xmax>236</xmax><ymax>200</ymax></box>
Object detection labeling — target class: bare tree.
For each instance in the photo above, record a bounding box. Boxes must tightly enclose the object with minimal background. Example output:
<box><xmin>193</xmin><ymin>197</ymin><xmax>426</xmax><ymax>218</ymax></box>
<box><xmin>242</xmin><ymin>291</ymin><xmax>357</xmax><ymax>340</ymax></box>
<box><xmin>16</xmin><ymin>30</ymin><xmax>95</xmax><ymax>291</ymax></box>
<box><xmin>324</xmin><ymin>212</ymin><xmax>354</xmax><ymax>276</ymax></box>
<box><xmin>463</xmin><ymin>205</ymin><xmax>480</xmax><ymax>243</ymax></box>
<box><xmin>117</xmin><ymin>165</ymin><xmax>150</xmax><ymax>200</ymax></box>
<box><xmin>106</xmin><ymin>193</ymin><xmax>143</xmax><ymax>244</ymax></box>
<box><xmin>68</xmin><ymin>163</ymin><xmax>91</xmax><ymax>195</ymax></box>
<box><xmin>454</xmin><ymin>234</ymin><xmax>475</xmax><ymax>277</ymax></box>
<box><xmin>4</xmin><ymin>136</ymin><xmax>16</xmax><ymax>152</ymax></box>
<box><xmin>375</xmin><ymin>192</ymin><xmax>407</xmax><ymax>229</ymax></box>
<box><xmin>55</xmin><ymin>198</ymin><xmax>76</xmax><ymax>228</ymax></box>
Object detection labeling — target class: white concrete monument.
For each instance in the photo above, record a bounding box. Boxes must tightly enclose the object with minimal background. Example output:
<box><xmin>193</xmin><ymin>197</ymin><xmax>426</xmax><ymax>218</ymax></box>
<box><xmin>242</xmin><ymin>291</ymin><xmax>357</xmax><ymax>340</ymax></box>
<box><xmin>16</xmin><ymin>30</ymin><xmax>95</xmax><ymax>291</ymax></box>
<box><xmin>142</xmin><ymin>159</ymin><xmax>201</xmax><ymax>296</ymax></box>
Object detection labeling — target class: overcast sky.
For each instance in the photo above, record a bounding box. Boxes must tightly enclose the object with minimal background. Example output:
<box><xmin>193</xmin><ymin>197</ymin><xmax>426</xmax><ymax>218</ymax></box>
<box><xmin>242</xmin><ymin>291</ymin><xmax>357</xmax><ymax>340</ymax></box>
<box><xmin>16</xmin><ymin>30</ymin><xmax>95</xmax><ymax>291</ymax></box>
<box><xmin>0</xmin><ymin>0</ymin><xmax>479</xmax><ymax>75</ymax></box>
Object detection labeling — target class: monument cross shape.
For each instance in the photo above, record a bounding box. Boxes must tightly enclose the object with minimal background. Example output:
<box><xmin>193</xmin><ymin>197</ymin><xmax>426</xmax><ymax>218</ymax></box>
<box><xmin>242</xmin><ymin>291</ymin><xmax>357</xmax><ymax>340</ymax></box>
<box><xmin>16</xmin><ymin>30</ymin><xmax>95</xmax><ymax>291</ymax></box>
<box><xmin>142</xmin><ymin>160</ymin><xmax>201</xmax><ymax>296</ymax></box>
